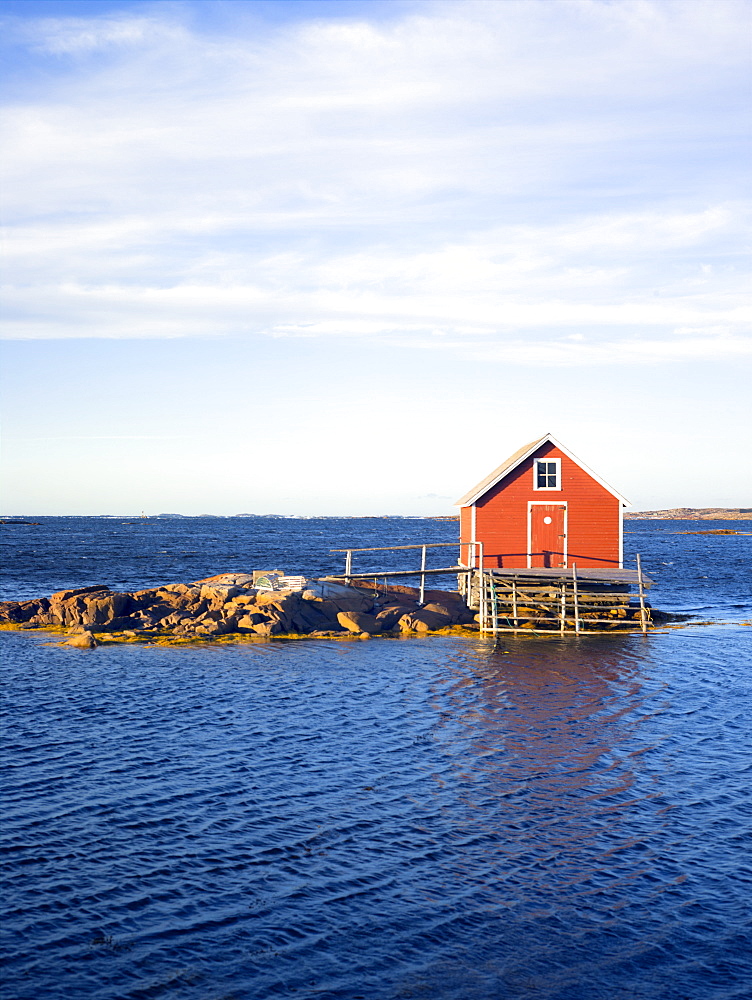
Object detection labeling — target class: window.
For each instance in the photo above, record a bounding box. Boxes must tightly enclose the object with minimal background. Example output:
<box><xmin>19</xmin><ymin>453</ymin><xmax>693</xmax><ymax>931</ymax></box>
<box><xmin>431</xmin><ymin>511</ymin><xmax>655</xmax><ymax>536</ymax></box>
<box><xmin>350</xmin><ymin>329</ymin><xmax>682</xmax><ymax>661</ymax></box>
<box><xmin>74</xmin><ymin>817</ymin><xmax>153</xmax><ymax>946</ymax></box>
<box><xmin>534</xmin><ymin>458</ymin><xmax>561</xmax><ymax>490</ymax></box>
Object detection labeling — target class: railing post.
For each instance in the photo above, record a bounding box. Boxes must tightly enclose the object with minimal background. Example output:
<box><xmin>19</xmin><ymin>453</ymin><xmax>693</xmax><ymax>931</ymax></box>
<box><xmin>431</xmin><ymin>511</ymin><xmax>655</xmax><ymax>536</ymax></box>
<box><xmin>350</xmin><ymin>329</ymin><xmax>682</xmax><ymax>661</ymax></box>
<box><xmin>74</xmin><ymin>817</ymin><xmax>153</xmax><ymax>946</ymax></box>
<box><xmin>490</xmin><ymin>574</ymin><xmax>498</xmax><ymax>634</ymax></box>
<box><xmin>636</xmin><ymin>553</ymin><xmax>648</xmax><ymax>635</ymax></box>
<box><xmin>572</xmin><ymin>563</ymin><xmax>580</xmax><ymax>634</ymax></box>
<box><xmin>345</xmin><ymin>549</ymin><xmax>352</xmax><ymax>585</ymax></box>
<box><xmin>478</xmin><ymin>543</ymin><xmax>485</xmax><ymax>632</ymax></box>
<box><xmin>419</xmin><ymin>545</ymin><xmax>427</xmax><ymax>605</ymax></box>
<box><xmin>458</xmin><ymin>542</ymin><xmax>468</xmax><ymax>600</ymax></box>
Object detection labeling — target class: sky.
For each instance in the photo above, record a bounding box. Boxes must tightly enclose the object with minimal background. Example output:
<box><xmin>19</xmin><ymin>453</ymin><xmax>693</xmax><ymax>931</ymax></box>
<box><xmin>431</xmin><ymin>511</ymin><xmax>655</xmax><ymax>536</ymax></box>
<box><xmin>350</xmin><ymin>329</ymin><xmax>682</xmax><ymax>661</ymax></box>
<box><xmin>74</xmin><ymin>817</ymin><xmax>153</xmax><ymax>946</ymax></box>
<box><xmin>1</xmin><ymin>0</ymin><xmax>750</xmax><ymax>515</ymax></box>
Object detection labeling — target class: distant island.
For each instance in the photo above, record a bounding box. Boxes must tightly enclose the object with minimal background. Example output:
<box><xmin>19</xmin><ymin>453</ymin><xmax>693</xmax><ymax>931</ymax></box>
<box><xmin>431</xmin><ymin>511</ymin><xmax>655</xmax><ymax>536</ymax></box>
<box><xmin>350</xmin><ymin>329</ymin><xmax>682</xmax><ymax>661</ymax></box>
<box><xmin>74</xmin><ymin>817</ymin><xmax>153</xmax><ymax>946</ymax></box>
<box><xmin>625</xmin><ymin>508</ymin><xmax>752</xmax><ymax>520</ymax></box>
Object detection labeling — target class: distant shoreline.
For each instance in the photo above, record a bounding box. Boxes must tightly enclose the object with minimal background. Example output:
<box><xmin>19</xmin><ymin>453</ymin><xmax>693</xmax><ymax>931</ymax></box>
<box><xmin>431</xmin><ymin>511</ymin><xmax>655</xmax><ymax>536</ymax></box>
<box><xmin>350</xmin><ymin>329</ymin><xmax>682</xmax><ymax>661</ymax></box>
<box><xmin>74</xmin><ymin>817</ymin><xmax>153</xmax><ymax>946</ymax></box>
<box><xmin>2</xmin><ymin>510</ymin><xmax>750</xmax><ymax>522</ymax></box>
<box><xmin>625</xmin><ymin>508</ymin><xmax>752</xmax><ymax>520</ymax></box>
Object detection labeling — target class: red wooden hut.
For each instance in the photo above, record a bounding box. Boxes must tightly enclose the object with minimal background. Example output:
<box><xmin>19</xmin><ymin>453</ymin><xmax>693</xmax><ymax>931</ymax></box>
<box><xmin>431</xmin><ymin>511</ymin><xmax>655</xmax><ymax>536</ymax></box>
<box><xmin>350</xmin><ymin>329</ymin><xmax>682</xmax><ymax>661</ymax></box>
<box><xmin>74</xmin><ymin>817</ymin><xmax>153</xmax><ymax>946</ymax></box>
<box><xmin>456</xmin><ymin>434</ymin><xmax>629</xmax><ymax>570</ymax></box>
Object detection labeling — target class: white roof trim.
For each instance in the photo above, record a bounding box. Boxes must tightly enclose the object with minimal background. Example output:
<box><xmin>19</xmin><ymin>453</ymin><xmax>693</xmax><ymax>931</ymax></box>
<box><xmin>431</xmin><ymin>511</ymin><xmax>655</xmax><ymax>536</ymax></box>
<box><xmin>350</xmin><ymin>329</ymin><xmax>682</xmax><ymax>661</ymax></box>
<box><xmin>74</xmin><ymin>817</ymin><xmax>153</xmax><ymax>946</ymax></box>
<box><xmin>454</xmin><ymin>433</ymin><xmax>630</xmax><ymax>507</ymax></box>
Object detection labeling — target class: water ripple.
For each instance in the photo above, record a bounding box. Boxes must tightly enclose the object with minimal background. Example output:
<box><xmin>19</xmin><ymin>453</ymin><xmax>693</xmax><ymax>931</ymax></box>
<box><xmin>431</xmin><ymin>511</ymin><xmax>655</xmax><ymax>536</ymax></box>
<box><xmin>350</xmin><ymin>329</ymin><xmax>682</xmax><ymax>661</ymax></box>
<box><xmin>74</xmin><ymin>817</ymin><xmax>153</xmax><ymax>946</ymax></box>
<box><xmin>2</xmin><ymin>520</ymin><xmax>752</xmax><ymax>999</ymax></box>
<box><xmin>0</xmin><ymin>635</ymin><xmax>749</xmax><ymax>1000</ymax></box>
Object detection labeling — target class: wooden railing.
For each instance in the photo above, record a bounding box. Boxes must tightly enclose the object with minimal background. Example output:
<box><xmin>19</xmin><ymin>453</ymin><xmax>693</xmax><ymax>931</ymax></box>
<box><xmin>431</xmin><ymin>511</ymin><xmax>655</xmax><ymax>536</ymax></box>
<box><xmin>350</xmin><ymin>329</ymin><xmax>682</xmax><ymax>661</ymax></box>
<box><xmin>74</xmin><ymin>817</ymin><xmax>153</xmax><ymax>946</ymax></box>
<box><xmin>328</xmin><ymin>541</ymin><xmax>480</xmax><ymax>605</ymax></box>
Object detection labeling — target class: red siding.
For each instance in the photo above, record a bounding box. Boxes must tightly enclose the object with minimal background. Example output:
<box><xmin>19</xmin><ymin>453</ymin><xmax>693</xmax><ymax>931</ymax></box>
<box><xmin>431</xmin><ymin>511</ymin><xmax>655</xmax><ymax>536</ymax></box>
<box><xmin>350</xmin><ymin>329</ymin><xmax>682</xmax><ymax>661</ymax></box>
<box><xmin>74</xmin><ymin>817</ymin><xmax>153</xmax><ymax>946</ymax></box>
<box><xmin>462</xmin><ymin>442</ymin><xmax>621</xmax><ymax>569</ymax></box>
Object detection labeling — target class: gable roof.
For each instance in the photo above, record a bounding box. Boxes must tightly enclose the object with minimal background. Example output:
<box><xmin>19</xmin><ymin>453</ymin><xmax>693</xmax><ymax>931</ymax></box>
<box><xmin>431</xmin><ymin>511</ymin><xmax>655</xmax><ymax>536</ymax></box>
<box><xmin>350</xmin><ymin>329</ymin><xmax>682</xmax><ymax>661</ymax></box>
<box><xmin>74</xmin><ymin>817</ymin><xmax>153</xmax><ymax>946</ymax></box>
<box><xmin>455</xmin><ymin>433</ymin><xmax>630</xmax><ymax>506</ymax></box>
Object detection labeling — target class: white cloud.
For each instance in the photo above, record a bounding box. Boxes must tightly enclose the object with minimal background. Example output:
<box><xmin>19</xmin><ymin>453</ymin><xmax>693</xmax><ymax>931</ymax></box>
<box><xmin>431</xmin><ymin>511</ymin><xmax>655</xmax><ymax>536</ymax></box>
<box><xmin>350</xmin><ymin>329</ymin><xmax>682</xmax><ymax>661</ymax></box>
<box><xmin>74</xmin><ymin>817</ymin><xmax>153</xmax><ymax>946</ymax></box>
<box><xmin>23</xmin><ymin>435</ymin><xmax>182</xmax><ymax>441</ymax></box>
<box><xmin>3</xmin><ymin>203</ymin><xmax>748</xmax><ymax>361</ymax></box>
<box><xmin>454</xmin><ymin>331</ymin><xmax>752</xmax><ymax>366</ymax></box>
<box><xmin>1</xmin><ymin>0</ymin><xmax>749</xmax><ymax>365</ymax></box>
<box><xmin>23</xmin><ymin>15</ymin><xmax>187</xmax><ymax>54</ymax></box>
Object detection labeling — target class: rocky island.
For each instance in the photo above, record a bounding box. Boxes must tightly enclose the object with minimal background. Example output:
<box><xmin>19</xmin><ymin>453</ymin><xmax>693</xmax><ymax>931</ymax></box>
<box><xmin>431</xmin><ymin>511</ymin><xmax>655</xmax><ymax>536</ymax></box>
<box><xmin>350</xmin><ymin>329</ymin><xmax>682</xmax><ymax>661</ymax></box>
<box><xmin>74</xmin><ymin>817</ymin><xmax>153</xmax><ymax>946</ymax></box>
<box><xmin>625</xmin><ymin>508</ymin><xmax>752</xmax><ymax>519</ymax></box>
<box><xmin>0</xmin><ymin>574</ymin><xmax>478</xmax><ymax>648</ymax></box>
<box><xmin>1</xmin><ymin>566</ymin><xmax>671</xmax><ymax>647</ymax></box>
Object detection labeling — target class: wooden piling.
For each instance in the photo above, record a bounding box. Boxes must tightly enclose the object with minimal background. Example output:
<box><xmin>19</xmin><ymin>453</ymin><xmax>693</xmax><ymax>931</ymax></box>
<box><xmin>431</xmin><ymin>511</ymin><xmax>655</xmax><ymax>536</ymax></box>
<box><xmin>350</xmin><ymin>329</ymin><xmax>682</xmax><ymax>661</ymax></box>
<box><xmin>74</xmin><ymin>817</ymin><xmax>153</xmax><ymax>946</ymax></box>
<box><xmin>572</xmin><ymin>563</ymin><xmax>581</xmax><ymax>634</ymax></box>
<box><xmin>478</xmin><ymin>543</ymin><xmax>485</xmax><ymax>632</ymax></box>
<box><xmin>490</xmin><ymin>574</ymin><xmax>499</xmax><ymax>634</ymax></box>
<box><xmin>636</xmin><ymin>553</ymin><xmax>648</xmax><ymax>635</ymax></box>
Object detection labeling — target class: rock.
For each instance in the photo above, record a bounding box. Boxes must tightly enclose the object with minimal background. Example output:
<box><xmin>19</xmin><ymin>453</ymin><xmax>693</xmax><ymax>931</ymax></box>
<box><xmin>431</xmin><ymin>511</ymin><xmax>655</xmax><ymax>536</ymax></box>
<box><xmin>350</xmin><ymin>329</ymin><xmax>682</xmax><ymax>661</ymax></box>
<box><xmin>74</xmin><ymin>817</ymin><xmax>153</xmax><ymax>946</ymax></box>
<box><xmin>255</xmin><ymin>591</ymin><xmax>298</xmax><ymax>608</ymax></box>
<box><xmin>337</xmin><ymin>611</ymin><xmax>381</xmax><ymax>635</ymax></box>
<box><xmin>236</xmin><ymin>612</ymin><xmax>267</xmax><ymax>631</ymax></box>
<box><xmin>200</xmin><ymin>584</ymin><xmax>242</xmax><ymax>608</ymax></box>
<box><xmin>48</xmin><ymin>596</ymin><xmax>84</xmax><ymax>626</ymax></box>
<box><xmin>48</xmin><ymin>587</ymin><xmax>111</xmax><ymax>626</ymax></box>
<box><xmin>136</xmin><ymin>605</ymin><xmax>174</xmax><ymax>628</ymax></box>
<box><xmin>308</xmin><ymin>599</ymin><xmax>343</xmax><ymax>623</ymax></box>
<box><xmin>94</xmin><ymin>616</ymin><xmax>143</xmax><ymax>632</ymax></box>
<box><xmin>2</xmin><ymin>573</ymin><xmax>477</xmax><ymax>643</ymax></box>
<box><xmin>160</xmin><ymin>611</ymin><xmax>193</xmax><ymax>628</ymax></box>
<box><xmin>374</xmin><ymin>605</ymin><xmax>417</xmax><ymax>630</ymax></box>
<box><xmin>183</xmin><ymin>599</ymin><xmax>208</xmax><ymax>616</ymax></box>
<box><xmin>131</xmin><ymin>589</ymin><xmax>159</xmax><ymax>604</ymax></box>
<box><xmin>251</xmin><ymin>621</ymin><xmax>280</xmax><ymax>636</ymax></box>
<box><xmin>155</xmin><ymin>586</ymin><xmax>200</xmax><ymax>607</ymax></box>
<box><xmin>302</xmin><ymin>582</ymin><xmax>373</xmax><ymax>613</ymax></box>
<box><xmin>227</xmin><ymin>594</ymin><xmax>257</xmax><ymax>608</ymax></box>
<box><xmin>398</xmin><ymin>610</ymin><xmax>453</xmax><ymax>633</ymax></box>
<box><xmin>253</xmin><ymin>593</ymin><xmax>299</xmax><ymax>630</ymax></box>
<box><xmin>333</xmin><ymin>594</ymin><xmax>374</xmax><ymax>613</ymax></box>
<box><xmin>455</xmin><ymin>609</ymin><xmax>478</xmax><ymax>625</ymax></box>
<box><xmin>81</xmin><ymin>592</ymin><xmax>132</xmax><ymax>626</ymax></box>
<box><xmin>64</xmin><ymin>630</ymin><xmax>98</xmax><ymax>649</ymax></box>
<box><xmin>513</xmin><ymin>607</ymin><xmax>540</xmax><ymax>619</ymax></box>
<box><xmin>50</xmin><ymin>585</ymin><xmax>110</xmax><ymax>603</ymax></box>
<box><xmin>290</xmin><ymin>602</ymin><xmax>330</xmax><ymax>633</ymax></box>
<box><xmin>219</xmin><ymin>613</ymin><xmax>240</xmax><ymax>632</ymax></box>
<box><xmin>421</xmin><ymin>602</ymin><xmax>457</xmax><ymax>623</ymax></box>
<box><xmin>0</xmin><ymin>599</ymin><xmax>48</xmax><ymax>624</ymax></box>
<box><xmin>195</xmin><ymin>620</ymin><xmax>232</xmax><ymax>636</ymax></box>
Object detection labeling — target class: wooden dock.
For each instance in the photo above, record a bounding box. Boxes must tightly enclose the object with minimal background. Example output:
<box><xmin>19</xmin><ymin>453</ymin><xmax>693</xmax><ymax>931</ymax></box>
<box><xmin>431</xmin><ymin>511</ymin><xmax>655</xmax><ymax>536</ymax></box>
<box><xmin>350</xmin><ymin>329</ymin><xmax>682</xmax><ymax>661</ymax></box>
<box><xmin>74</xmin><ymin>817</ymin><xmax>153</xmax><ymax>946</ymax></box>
<box><xmin>465</xmin><ymin>561</ymin><xmax>652</xmax><ymax>635</ymax></box>
<box><xmin>325</xmin><ymin>543</ymin><xmax>655</xmax><ymax>635</ymax></box>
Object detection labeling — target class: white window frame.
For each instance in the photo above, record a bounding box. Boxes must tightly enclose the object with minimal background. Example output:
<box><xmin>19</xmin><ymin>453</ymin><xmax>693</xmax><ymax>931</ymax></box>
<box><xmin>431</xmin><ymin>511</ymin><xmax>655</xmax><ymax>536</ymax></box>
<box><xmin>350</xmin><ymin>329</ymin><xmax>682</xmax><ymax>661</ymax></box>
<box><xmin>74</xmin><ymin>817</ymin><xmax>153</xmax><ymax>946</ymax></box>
<box><xmin>533</xmin><ymin>457</ymin><xmax>561</xmax><ymax>491</ymax></box>
<box><xmin>527</xmin><ymin>501</ymin><xmax>568</xmax><ymax>568</ymax></box>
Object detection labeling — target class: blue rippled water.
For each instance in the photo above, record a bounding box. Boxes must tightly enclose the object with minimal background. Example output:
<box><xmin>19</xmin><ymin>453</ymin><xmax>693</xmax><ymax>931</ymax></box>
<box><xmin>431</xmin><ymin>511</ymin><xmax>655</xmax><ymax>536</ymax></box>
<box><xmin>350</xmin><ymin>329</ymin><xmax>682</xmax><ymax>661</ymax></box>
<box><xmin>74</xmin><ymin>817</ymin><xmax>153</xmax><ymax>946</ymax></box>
<box><xmin>1</xmin><ymin>518</ymin><xmax>751</xmax><ymax>1000</ymax></box>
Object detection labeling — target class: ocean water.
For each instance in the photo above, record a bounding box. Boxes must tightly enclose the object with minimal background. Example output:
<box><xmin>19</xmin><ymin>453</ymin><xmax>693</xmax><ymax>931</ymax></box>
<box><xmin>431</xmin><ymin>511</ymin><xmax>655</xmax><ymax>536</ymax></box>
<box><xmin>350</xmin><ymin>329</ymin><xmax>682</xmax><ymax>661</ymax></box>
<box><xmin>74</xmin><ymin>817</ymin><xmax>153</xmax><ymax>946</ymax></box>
<box><xmin>1</xmin><ymin>517</ymin><xmax>751</xmax><ymax>1000</ymax></box>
